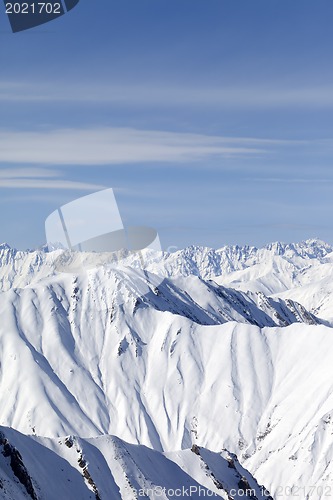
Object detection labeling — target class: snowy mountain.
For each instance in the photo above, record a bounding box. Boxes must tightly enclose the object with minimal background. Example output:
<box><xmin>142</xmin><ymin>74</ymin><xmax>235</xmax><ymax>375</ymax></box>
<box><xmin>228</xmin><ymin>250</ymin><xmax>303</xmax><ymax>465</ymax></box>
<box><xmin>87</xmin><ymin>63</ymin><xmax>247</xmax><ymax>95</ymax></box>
<box><xmin>1</xmin><ymin>237</ymin><xmax>332</xmax><ymax>284</ymax></box>
<box><xmin>0</xmin><ymin>427</ymin><xmax>273</xmax><ymax>500</ymax></box>
<box><xmin>0</xmin><ymin>239</ymin><xmax>332</xmax><ymax>499</ymax></box>
<box><xmin>213</xmin><ymin>240</ymin><xmax>333</xmax><ymax>322</ymax></box>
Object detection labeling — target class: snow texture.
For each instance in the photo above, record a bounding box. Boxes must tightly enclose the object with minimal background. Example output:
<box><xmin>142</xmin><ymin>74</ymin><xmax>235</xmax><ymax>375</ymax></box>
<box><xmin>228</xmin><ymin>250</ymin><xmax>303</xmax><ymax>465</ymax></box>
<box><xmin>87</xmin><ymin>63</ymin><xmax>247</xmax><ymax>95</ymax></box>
<box><xmin>0</xmin><ymin>238</ymin><xmax>332</xmax><ymax>498</ymax></box>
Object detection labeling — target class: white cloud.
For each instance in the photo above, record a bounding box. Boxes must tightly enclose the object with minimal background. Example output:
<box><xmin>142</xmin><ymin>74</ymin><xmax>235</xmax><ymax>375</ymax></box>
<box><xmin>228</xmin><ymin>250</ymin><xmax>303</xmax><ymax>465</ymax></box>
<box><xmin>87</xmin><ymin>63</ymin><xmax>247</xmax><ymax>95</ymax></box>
<box><xmin>246</xmin><ymin>177</ymin><xmax>333</xmax><ymax>184</ymax></box>
<box><xmin>0</xmin><ymin>127</ymin><xmax>266</xmax><ymax>166</ymax></box>
<box><xmin>0</xmin><ymin>168</ymin><xmax>104</xmax><ymax>190</ymax></box>
<box><xmin>1</xmin><ymin>80</ymin><xmax>333</xmax><ymax>108</ymax></box>
<box><xmin>0</xmin><ymin>179</ymin><xmax>104</xmax><ymax>190</ymax></box>
<box><xmin>0</xmin><ymin>168</ymin><xmax>59</xmax><ymax>178</ymax></box>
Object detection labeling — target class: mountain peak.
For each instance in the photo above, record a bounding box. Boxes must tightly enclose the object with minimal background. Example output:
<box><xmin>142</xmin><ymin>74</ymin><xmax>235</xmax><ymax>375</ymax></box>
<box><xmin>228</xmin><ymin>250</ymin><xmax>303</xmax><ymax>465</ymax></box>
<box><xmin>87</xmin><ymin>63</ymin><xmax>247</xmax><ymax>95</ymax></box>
<box><xmin>0</xmin><ymin>242</ymin><xmax>12</xmax><ymax>250</ymax></box>
<box><xmin>302</xmin><ymin>237</ymin><xmax>331</xmax><ymax>247</ymax></box>
<box><xmin>264</xmin><ymin>238</ymin><xmax>332</xmax><ymax>258</ymax></box>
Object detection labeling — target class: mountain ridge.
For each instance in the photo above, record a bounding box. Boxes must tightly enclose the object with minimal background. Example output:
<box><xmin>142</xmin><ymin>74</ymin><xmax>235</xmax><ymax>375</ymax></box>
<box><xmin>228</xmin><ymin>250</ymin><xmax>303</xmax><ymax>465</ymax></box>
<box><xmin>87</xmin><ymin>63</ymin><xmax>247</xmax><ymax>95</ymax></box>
<box><xmin>0</xmin><ymin>237</ymin><xmax>332</xmax><ymax>292</ymax></box>
<box><xmin>0</xmin><ymin>238</ymin><xmax>333</xmax><ymax>498</ymax></box>
<box><xmin>0</xmin><ymin>265</ymin><xmax>332</xmax><ymax>497</ymax></box>
<box><xmin>0</xmin><ymin>426</ymin><xmax>273</xmax><ymax>500</ymax></box>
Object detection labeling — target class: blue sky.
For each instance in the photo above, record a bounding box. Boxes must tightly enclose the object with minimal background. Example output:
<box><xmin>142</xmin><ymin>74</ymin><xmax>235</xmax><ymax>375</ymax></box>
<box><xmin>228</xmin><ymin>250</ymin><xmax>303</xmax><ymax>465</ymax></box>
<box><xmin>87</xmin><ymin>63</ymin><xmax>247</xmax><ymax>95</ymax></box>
<box><xmin>1</xmin><ymin>0</ymin><xmax>333</xmax><ymax>250</ymax></box>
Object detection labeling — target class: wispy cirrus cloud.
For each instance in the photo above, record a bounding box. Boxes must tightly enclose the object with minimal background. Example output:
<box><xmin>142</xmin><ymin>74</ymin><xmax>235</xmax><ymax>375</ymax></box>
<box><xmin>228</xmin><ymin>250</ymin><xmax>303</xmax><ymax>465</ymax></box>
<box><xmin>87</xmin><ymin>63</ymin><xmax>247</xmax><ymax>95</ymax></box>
<box><xmin>1</xmin><ymin>80</ymin><xmax>333</xmax><ymax>108</ymax></box>
<box><xmin>243</xmin><ymin>177</ymin><xmax>333</xmax><ymax>184</ymax></box>
<box><xmin>0</xmin><ymin>127</ymin><xmax>267</xmax><ymax>166</ymax></box>
<box><xmin>0</xmin><ymin>168</ymin><xmax>104</xmax><ymax>190</ymax></box>
<box><xmin>0</xmin><ymin>167</ymin><xmax>59</xmax><ymax>179</ymax></box>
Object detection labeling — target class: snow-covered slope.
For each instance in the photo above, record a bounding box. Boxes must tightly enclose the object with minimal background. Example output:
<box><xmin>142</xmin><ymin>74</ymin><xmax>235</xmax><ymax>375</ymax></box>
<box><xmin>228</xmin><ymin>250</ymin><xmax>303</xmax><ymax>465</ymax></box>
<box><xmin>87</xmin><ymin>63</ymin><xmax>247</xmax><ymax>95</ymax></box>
<box><xmin>212</xmin><ymin>241</ymin><xmax>333</xmax><ymax>321</ymax></box>
<box><xmin>0</xmin><ymin>427</ymin><xmax>273</xmax><ymax>500</ymax></box>
<box><xmin>0</xmin><ymin>239</ymin><xmax>333</xmax><ymax>499</ymax></box>
<box><xmin>1</xmin><ymin>238</ymin><xmax>333</xmax><ymax>323</ymax></box>
<box><xmin>274</xmin><ymin>274</ymin><xmax>333</xmax><ymax>322</ymax></box>
<box><xmin>1</xmin><ymin>238</ymin><xmax>332</xmax><ymax>290</ymax></box>
<box><xmin>0</xmin><ymin>264</ymin><xmax>331</xmax><ymax>497</ymax></box>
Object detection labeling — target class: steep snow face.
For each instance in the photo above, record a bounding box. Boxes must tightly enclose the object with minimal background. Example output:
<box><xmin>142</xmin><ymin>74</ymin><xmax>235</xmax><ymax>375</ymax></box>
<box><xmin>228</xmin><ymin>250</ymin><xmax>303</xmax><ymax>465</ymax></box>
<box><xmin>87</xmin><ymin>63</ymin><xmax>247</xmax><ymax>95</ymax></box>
<box><xmin>275</xmin><ymin>275</ymin><xmax>333</xmax><ymax>322</ymax></box>
<box><xmin>0</xmin><ymin>427</ymin><xmax>273</xmax><ymax>500</ymax></box>
<box><xmin>1</xmin><ymin>239</ymin><xmax>333</xmax><ymax>499</ymax></box>
<box><xmin>0</xmin><ymin>246</ymin><xmax>55</xmax><ymax>292</ymax></box>
<box><xmin>215</xmin><ymin>248</ymin><xmax>333</xmax><ymax>321</ymax></box>
<box><xmin>0</xmin><ymin>265</ymin><xmax>332</xmax><ymax>497</ymax></box>
<box><xmin>1</xmin><ymin>238</ymin><xmax>333</xmax><ymax>322</ymax></box>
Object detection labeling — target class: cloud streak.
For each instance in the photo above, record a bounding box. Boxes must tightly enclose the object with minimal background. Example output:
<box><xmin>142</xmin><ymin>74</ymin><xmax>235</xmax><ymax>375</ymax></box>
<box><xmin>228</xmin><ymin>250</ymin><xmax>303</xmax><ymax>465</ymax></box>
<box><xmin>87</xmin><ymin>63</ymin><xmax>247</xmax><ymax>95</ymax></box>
<box><xmin>0</xmin><ymin>127</ymin><xmax>266</xmax><ymax>166</ymax></box>
<box><xmin>0</xmin><ymin>168</ymin><xmax>104</xmax><ymax>190</ymax></box>
<box><xmin>1</xmin><ymin>81</ymin><xmax>333</xmax><ymax>108</ymax></box>
<box><xmin>0</xmin><ymin>179</ymin><xmax>105</xmax><ymax>190</ymax></box>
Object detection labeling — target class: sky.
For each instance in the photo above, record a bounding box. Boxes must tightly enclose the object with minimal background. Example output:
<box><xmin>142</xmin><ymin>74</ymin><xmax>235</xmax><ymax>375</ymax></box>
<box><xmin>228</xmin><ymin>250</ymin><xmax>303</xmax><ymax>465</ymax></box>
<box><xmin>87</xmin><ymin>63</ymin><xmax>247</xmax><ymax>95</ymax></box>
<box><xmin>1</xmin><ymin>0</ymin><xmax>333</xmax><ymax>250</ymax></box>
